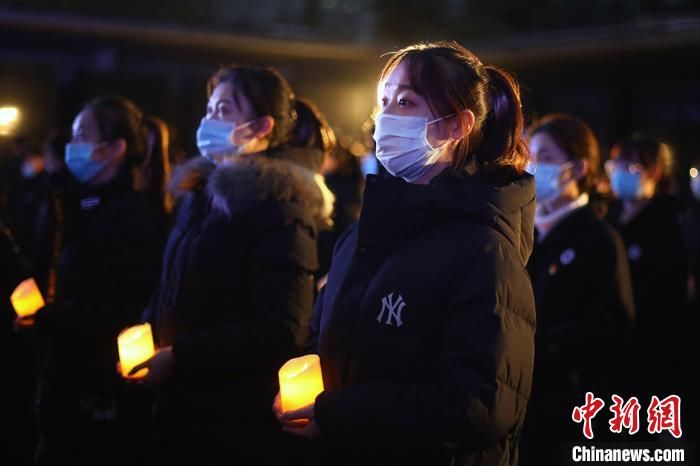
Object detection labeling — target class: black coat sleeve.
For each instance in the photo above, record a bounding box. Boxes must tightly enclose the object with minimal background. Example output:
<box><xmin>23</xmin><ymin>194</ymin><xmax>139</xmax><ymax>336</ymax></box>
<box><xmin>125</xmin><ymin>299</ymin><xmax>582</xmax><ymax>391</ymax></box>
<box><xmin>313</xmin><ymin>239</ymin><xmax>535</xmax><ymax>452</ymax></box>
<box><xmin>171</xmin><ymin>220</ymin><xmax>316</xmax><ymax>377</ymax></box>
<box><xmin>1</xmin><ymin>220</ymin><xmax>29</xmax><ymax>302</ymax></box>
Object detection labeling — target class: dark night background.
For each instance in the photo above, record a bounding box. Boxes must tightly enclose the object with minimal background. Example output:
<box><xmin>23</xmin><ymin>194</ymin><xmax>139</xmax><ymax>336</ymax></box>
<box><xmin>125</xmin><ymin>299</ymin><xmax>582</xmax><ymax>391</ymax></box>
<box><xmin>1</xmin><ymin>0</ymin><xmax>700</xmax><ymax>185</ymax></box>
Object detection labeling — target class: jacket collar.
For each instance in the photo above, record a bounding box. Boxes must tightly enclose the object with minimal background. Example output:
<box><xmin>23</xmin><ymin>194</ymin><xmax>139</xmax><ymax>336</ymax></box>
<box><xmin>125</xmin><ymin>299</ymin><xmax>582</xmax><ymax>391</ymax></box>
<box><xmin>357</xmin><ymin>165</ymin><xmax>535</xmax><ymax>265</ymax></box>
<box><xmin>169</xmin><ymin>151</ymin><xmax>334</xmax><ymax>230</ymax></box>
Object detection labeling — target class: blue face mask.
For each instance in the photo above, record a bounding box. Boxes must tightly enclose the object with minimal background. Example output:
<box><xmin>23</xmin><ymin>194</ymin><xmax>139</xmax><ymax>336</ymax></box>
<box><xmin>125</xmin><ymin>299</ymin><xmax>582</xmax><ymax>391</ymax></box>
<box><xmin>196</xmin><ymin>117</ymin><xmax>255</xmax><ymax>163</ymax></box>
<box><xmin>611</xmin><ymin>171</ymin><xmax>642</xmax><ymax>200</ymax></box>
<box><xmin>529</xmin><ymin>162</ymin><xmax>573</xmax><ymax>202</ymax></box>
<box><xmin>65</xmin><ymin>143</ymin><xmax>110</xmax><ymax>184</ymax></box>
<box><xmin>691</xmin><ymin>176</ymin><xmax>700</xmax><ymax>202</ymax></box>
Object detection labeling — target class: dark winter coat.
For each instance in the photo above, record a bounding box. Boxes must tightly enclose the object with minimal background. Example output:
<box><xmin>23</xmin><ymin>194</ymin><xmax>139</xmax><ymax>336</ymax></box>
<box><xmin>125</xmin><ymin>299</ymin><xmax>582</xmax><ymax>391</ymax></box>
<box><xmin>33</xmin><ymin>170</ymin><xmax>163</xmax><ymax>463</ymax></box>
<box><xmin>308</xmin><ymin>165</ymin><xmax>536</xmax><ymax>466</ymax></box>
<box><xmin>609</xmin><ymin>196</ymin><xmax>688</xmax><ymax>397</ymax></box>
<box><xmin>520</xmin><ymin>205</ymin><xmax>635</xmax><ymax>461</ymax></box>
<box><xmin>144</xmin><ymin>150</ymin><xmax>332</xmax><ymax>465</ymax></box>
<box><xmin>529</xmin><ymin>205</ymin><xmax>635</xmax><ymax>391</ymax></box>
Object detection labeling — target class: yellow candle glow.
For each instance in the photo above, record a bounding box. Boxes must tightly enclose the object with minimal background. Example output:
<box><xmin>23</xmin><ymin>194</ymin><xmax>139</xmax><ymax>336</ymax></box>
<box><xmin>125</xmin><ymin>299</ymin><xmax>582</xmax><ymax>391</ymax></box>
<box><xmin>118</xmin><ymin>323</ymin><xmax>155</xmax><ymax>379</ymax></box>
<box><xmin>278</xmin><ymin>354</ymin><xmax>324</xmax><ymax>413</ymax></box>
<box><xmin>11</xmin><ymin>278</ymin><xmax>45</xmax><ymax>317</ymax></box>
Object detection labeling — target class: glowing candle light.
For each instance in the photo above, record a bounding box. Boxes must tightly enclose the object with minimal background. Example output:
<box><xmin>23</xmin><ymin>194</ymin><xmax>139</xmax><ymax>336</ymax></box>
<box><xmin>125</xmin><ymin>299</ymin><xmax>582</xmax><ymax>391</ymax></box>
<box><xmin>118</xmin><ymin>323</ymin><xmax>155</xmax><ymax>379</ymax></box>
<box><xmin>11</xmin><ymin>278</ymin><xmax>45</xmax><ymax>318</ymax></box>
<box><xmin>278</xmin><ymin>354</ymin><xmax>324</xmax><ymax>413</ymax></box>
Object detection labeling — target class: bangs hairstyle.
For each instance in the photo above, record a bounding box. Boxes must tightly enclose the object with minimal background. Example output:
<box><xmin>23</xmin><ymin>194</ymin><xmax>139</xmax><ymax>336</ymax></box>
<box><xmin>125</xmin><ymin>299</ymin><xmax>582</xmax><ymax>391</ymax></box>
<box><xmin>377</xmin><ymin>41</ymin><xmax>528</xmax><ymax>173</ymax></box>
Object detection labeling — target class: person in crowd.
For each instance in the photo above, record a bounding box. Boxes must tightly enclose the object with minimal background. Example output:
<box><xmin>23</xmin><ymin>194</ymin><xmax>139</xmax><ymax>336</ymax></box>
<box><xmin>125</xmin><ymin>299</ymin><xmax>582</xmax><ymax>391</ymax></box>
<box><xmin>42</xmin><ymin>129</ymin><xmax>70</xmax><ymax>178</ymax></box>
<box><xmin>276</xmin><ymin>41</ymin><xmax>536</xmax><ymax>466</ymax></box>
<box><xmin>133</xmin><ymin>115</ymin><xmax>173</xmax><ymax>234</ymax></box>
<box><xmin>520</xmin><ymin>114</ymin><xmax>635</xmax><ymax>461</ymax></box>
<box><xmin>606</xmin><ymin>135</ymin><xmax>688</xmax><ymax>414</ymax></box>
<box><xmin>5</xmin><ymin>137</ymin><xmax>46</xmax><ymax>258</ymax></box>
<box><xmin>135</xmin><ymin>65</ymin><xmax>332</xmax><ymax>465</ymax></box>
<box><xmin>685</xmin><ymin>158</ymin><xmax>700</xmax><ymax>441</ymax></box>
<box><xmin>30</xmin><ymin>129</ymin><xmax>76</xmax><ymax>292</ymax></box>
<box><xmin>29</xmin><ymin>96</ymin><xmax>163</xmax><ymax>465</ymax></box>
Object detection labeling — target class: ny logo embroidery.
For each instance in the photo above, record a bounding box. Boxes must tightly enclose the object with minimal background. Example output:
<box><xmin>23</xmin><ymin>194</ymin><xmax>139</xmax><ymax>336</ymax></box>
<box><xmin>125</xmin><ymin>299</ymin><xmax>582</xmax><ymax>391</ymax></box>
<box><xmin>377</xmin><ymin>292</ymin><xmax>406</xmax><ymax>327</ymax></box>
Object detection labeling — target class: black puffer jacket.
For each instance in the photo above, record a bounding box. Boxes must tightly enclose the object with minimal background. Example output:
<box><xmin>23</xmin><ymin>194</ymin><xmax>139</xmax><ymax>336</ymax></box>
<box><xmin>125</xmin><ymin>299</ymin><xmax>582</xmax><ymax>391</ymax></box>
<box><xmin>609</xmin><ymin>196</ymin><xmax>688</xmax><ymax>397</ymax></box>
<box><xmin>308</xmin><ymin>165</ymin><xmax>536</xmax><ymax>466</ymax></box>
<box><xmin>520</xmin><ymin>205</ymin><xmax>635</xmax><ymax>462</ymax></box>
<box><xmin>33</xmin><ymin>170</ymin><xmax>163</xmax><ymax>462</ymax></box>
<box><xmin>144</xmin><ymin>150</ymin><xmax>332</xmax><ymax>465</ymax></box>
<box><xmin>36</xmin><ymin>171</ymin><xmax>163</xmax><ymax>385</ymax></box>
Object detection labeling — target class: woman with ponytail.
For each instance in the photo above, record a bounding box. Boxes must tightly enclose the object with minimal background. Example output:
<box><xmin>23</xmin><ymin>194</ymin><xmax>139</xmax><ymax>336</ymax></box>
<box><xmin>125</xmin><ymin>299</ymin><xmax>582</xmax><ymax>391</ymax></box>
<box><xmin>31</xmin><ymin>96</ymin><xmax>163</xmax><ymax>465</ymax></box>
<box><xmin>275</xmin><ymin>41</ymin><xmax>535</xmax><ymax>466</ymax></box>
<box><xmin>521</xmin><ymin>115</ymin><xmax>635</xmax><ymax>462</ymax></box>
<box><xmin>133</xmin><ymin>115</ymin><xmax>173</xmax><ymax>234</ymax></box>
<box><xmin>136</xmin><ymin>65</ymin><xmax>331</xmax><ymax>465</ymax></box>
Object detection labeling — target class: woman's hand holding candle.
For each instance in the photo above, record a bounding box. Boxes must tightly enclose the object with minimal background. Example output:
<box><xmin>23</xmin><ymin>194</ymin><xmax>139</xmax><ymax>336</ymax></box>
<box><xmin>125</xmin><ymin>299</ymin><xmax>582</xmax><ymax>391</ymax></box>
<box><xmin>13</xmin><ymin>314</ymin><xmax>37</xmax><ymax>332</ymax></box>
<box><xmin>11</xmin><ymin>278</ymin><xmax>45</xmax><ymax>319</ymax></box>
<box><xmin>11</xmin><ymin>278</ymin><xmax>45</xmax><ymax>331</ymax></box>
<box><xmin>273</xmin><ymin>391</ymin><xmax>321</xmax><ymax>438</ymax></box>
<box><xmin>118</xmin><ymin>323</ymin><xmax>156</xmax><ymax>380</ymax></box>
<box><xmin>127</xmin><ymin>346</ymin><xmax>175</xmax><ymax>385</ymax></box>
<box><xmin>274</xmin><ymin>354</ymin><xmax>325</xmax><ymax>438</ymax></box>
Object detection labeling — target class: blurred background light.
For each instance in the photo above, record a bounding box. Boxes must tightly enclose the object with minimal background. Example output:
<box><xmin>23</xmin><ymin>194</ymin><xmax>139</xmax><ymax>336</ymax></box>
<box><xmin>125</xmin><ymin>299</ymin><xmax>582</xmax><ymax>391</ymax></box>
<box><xmin>0</xmin><ymin>106</ymin><xmax>21</xmax><ymax>136</ymax></box>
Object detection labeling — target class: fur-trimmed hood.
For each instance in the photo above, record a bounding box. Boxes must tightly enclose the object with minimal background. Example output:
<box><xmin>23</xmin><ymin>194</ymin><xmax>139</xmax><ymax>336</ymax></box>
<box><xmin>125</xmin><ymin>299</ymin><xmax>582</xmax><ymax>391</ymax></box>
<box><xmin>170</xmin><ymin>154</ymin><xmax>334</xmax><ymax>230</ymax></box>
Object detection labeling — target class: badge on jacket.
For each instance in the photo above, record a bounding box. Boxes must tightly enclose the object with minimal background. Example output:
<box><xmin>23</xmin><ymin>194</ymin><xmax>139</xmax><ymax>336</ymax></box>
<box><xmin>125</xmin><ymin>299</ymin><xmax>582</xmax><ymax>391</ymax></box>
<box><xmin>628</xmin><ymin>244</ymin><xmax>642</xmax><ymax>261</ymax></box>
<box><xmin>560</xmin><ymin>248</ymin><xmax>576</xmax><ymax>266</ymax></box>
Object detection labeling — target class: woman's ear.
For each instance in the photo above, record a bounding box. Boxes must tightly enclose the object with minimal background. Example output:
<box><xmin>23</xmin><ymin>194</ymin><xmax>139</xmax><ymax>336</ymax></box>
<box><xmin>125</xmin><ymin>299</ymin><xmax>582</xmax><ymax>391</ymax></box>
<box><xmin>452</xmin><ymin>110</ymin><xmax>475</xmax><ymax>140</ymax></box>
<box><xmin>573</xmin><ymin>159</ymin><xmax>589</xmax><ymax>181</ymax></box>
<box><xmin>253</xmin><ymin>116</ymin><xmax>275</xmax><ymax>140</ymax></box>
<box><xmin>108</xmin><ymin>138</ymin><xmax>127</xmax><ymax>161</ymax></box>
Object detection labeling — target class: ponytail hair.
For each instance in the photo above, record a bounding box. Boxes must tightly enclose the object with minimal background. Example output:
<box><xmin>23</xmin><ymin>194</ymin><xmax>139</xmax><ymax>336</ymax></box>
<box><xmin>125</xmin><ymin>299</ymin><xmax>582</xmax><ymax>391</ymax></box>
<box><xmin>84</xmin><ymin>95</ymin><xmax>146</xmax><ymax>168</ymax></box>
<box><xmin>378</xmin><ymin>41</ymin><xmax>529</xmax><ymax>174</ymax></box>
<box><xmin>135</xmin><ymin>115</ymin><xmax>173</xmax><ymax>214</ymax></box>
<box><xmin>477</xmin><ymin>67</ymin><xmax>528</xmax><ymax>172</ymax></box>
<box><xmin>292</xmin><ymin>97</ymin><xmax>336</xmax><ymax>154</ymax></box>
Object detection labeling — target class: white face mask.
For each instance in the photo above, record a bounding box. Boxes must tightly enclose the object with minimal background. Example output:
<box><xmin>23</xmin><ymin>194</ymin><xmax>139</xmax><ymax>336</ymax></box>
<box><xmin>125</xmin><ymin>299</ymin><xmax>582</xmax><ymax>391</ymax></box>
<box><xmin>372</xmin><ymin>112</ymin><xmax>453</xmax><ymax>182</ymax></box>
